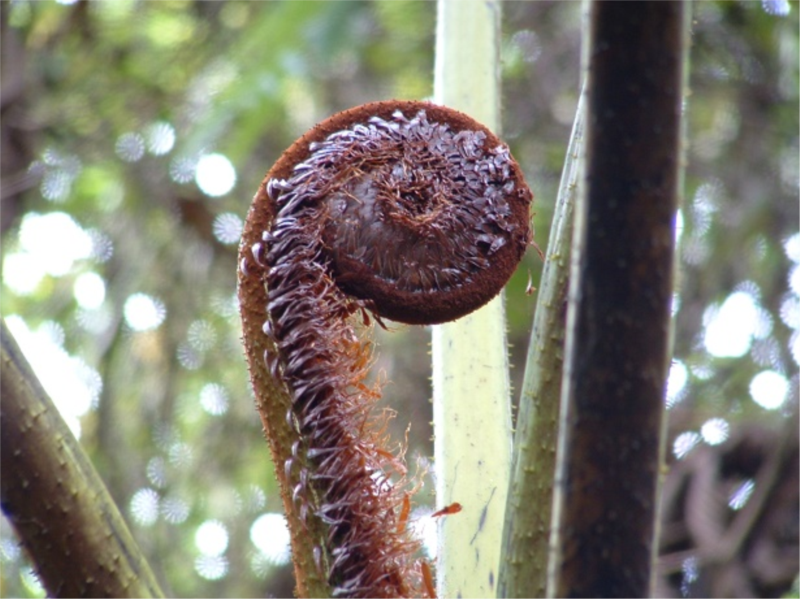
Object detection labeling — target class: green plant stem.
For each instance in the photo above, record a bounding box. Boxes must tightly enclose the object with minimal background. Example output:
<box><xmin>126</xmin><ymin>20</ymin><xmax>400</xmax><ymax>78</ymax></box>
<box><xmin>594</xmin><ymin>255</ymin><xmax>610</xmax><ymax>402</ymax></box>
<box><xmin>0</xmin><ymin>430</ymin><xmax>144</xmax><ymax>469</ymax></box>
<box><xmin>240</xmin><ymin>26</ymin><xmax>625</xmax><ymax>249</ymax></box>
<box><xmin>0</xmin><ymin>318</ymin><xmax>165</xmax><ymax>598</ymax></box>
<box><xmin>432</xmin><ymin>1</ymin><xmax>511</xmax><ymax>598</ymax></box>
<box><xmin>498</xmin><ymin>89</ymin><xmax>585</xmax><ymax>599</ymax></box>
<box><xmin>652</xmin><ymin>3</ymin><xmax>694</xmax><ymax>587</ymax></box>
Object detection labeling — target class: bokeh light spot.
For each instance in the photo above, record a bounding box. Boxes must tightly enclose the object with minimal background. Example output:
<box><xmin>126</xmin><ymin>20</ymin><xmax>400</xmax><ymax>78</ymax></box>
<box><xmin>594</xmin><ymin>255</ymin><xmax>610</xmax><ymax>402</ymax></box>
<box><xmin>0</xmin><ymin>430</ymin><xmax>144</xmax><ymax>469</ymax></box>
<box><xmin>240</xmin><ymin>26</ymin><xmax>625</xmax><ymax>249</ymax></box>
<box><xmin>146</xmin><ymin>457</ymin><xmax>168</xmax><ymax>488</ymax></box>
<box><xmin>3</xmin><ymin>252</ymin><xmax>45</xmax><ymax>295</ymax></box>
<box><xmin>195</xmin><ymin>555</ymin><xmax>229</xmax><ymax>580</ymax></box>
<box><xmin>666</xmin><ymin>359</ymin><xmax>688</xmax><ymax>408</ymax></box>
<box><xmin>749</xmin><ymin>370</ymin><xmax>789</xmax><ymax>410</ymax></box>
<box><xmin>73</xmin><ymin>272</ymin><xmax>106</xmax><ymax>309</ymax></box>
<box><xmin>115</xmin><ymin>132</ymin><xmax>146</xmax><ymax>162</ymax></box>
<box><xmin>145</xmin><ymin>121</ymin><xmax>176</xmax><ymax>155</ymax></box>
<box><xmin>170</xmin><ymin>156</ymin><xmax>197</xmax><ymax>183</ymax></box>
<box><xmin>130</xmin><ymin>488</ymin><xmax>160</xmax><ymax>526</ymax></box>
<box><xmin>169</xmin><ymin>442</ymin><xmax>193</xmax><ymax>467</ymax></box>
<box><xmin>162</xmin><ymin>496</ymin><xmax>191</xmax><ymax>524</ymax></box>
<box><xmin>683</xmin><ymin>556</ymin><xmax>698</xmax><ymax>582</ymax></box>
<box><xmin>76</xmin><ymin>305</ymin><xmax>113</xmax><ymax>335</ymax></box>
<box><xmin>703</xmin><ymin>291</ymin><xmax>760</xmax><ymax>357</ymax></box>
<box><xmin>673</xmin><ymin>431</ymin><xmax>701</xmax><ymax>459</ymax></box>
<box><xmin>791</xmin><ymin>331</ymin><xmax>800</xmax><ymax>366</ymax></box>
<box><xmin>212</xmin><ymin>212</ymin><xmax>243</xmax><ymax>245</ymax></box>
<box><xmin>196</xmin><ymin>153</ymin><xmax>236</xmax><ymax>197</ymax></box>
<box><xmin>41</xmin><ymin>170</ymin><xmax>72</xmax><ymax>202</ymax></box>
<box><xmin>243</xmin><ymin>485</ymin><xmax>266</xmax><ymax>513</ymax></box>
<box><xmin>88</xmin><ymin>229</ymin><xmax>115</xmax><ymax>262</ymax></box>
<box><xmin>762</xmin><ymin>0</ymin><xmax>790</xmax><ymax>16</ymax></box>
<box><xmin>250</xmin><ymin>513</ymin><xmax>291</xmax><ymax>565</ymax></box>
<box><xmin>124</xmin><ymin>293</ymin><xmax>166</xmax><ymax>331</ymax></box>
<box><xmin>510</xmin><ymin>29</ymin><xmax>542</xmax><ymax>63</ymax></box>
<box><xmin>701</xmin><ymin>418</ymin><xmax>730</xmax><ymax>445</ymax></box>
<box><xmin>0</xmin><ymin>536</ymin><xmax>21</xmax><ymax>563</ymax></box>
<box><xmin>784</xmin><ymin>233</ymin><xmax>800</xmax><ymax>263</ymax></box>
<box><xmin>19</xmin><ymin>212</ymin><xmax>93</xmax><ymax>277</ymax></box>
<box><xmin>177</xmin><ymin>341</ymin><xmax>203</xmax><ymax>370</ymax></box>
<box><xmin>780</xmin><ymin>296</ymin><xmax>800</xmax><ymax>329</ymax></box>
<box><xmin>188</xmin><ymin>320</ymin><xmax>217</xmax><ymax>351</ymax></box>
<box><xmin>210</xmin><ymin>292</ymin><xmax>239</xmax><ymax>318</ymax></box>
<box><xmin>195</xmin><ymin>520</ymin><xmax>229</xmax><ymax>556</ymax></box>
<box><xmin>200</xmin><ymin>383</ymin><xmax>229</xmax><ymax>416</ymax></box>
<box><xmin>250</xmin><ymin>552</ymin><xmax>272</xmax><ymax>579</ymax></box>
<box><xmin>728</xmin><ymin>479</ymin><xmax>755</xmax><ymax>510</ymax></box>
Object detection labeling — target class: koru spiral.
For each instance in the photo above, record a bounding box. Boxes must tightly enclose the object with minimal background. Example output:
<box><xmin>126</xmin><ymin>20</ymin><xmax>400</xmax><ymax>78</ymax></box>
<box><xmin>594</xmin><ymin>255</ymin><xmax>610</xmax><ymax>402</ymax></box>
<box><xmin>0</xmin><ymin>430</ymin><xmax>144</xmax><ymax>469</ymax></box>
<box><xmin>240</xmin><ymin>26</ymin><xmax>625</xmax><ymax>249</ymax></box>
<box><xmin>238</xmin><ymin>100</ymin><xmax>533</xmax><ymax>598</ymax></box>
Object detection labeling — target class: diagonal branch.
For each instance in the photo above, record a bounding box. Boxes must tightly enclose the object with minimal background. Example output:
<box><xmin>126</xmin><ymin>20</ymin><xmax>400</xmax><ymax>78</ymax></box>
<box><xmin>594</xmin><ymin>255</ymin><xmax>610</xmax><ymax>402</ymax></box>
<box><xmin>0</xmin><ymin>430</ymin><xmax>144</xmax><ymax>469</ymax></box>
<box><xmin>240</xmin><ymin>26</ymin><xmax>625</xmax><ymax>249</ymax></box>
<box><xmin>499</xmin><ymin>87</ymin><xmax>585</xmax><ymax>599</ymax></box>
<box><xmin>1</xmin><ymin>318</ymin><xmax>165</xmax><ymax>598</ymax></box>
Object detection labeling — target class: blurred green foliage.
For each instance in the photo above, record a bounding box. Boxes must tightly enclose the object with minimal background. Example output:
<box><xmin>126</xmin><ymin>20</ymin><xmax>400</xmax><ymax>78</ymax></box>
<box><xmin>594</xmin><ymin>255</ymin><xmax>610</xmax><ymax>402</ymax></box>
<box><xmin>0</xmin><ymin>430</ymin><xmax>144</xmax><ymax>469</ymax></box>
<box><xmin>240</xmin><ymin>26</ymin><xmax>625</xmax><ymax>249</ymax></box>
<box><xmin>1</xmin><ymin>1</ymin><xmax>797</xmax><ymax>597</ymax></box>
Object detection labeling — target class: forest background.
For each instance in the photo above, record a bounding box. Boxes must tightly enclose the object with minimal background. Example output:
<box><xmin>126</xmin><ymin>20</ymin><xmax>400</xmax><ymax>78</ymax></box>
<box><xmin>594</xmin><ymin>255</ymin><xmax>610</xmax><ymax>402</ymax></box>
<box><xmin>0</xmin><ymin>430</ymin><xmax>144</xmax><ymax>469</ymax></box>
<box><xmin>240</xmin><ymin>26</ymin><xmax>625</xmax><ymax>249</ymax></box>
<box><xmin>1</xmin><ymin>1</ymin><xmax>798</xmax><ymax>597</ymax></box>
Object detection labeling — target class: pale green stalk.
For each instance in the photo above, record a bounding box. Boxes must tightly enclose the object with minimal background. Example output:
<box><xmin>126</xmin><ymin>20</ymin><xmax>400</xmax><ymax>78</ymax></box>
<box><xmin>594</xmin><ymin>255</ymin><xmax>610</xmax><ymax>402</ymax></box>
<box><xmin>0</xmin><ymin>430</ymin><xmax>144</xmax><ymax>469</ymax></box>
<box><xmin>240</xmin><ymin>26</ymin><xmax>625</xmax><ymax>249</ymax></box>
<box><xmin>432</xmin><ymin>1</ymin><xmax>511</xmax><ymax>598</ymax></box>
<box><xmin>651</xmin><ymin>5</ymin><xmax>693</xmax><ymax>593</ymax></box>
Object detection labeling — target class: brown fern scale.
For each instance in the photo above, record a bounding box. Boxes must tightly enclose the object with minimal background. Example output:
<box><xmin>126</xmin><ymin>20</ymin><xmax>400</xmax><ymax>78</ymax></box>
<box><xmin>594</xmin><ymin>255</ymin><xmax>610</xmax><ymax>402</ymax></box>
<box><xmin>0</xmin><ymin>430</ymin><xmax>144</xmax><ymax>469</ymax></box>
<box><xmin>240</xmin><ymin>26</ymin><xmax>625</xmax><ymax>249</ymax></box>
<box><xmin>238</xmin><ymin>100</ymin><xmax>532</xmax><ymax>598</ymax></box>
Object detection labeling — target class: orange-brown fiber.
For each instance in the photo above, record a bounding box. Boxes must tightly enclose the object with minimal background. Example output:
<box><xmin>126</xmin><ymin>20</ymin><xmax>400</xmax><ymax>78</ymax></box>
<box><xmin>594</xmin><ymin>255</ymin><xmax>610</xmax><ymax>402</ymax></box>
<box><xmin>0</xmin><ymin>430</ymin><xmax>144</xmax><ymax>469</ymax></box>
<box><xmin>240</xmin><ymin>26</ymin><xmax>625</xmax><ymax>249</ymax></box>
<box><xmin>238</xmin><ymin>100</ymin><xmax>532</xmax><ymax>598</ymax></box>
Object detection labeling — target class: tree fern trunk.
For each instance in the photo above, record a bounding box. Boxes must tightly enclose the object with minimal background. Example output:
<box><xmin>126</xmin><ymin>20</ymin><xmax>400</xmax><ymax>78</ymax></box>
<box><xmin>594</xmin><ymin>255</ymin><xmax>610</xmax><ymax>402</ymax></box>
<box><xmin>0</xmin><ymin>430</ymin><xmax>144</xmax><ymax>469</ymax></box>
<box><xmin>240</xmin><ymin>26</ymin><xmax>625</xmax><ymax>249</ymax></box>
<box><xmin>549</xmin><ymin>2</ymin><xmax>687</xmax><ymax>596</ymax></box>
